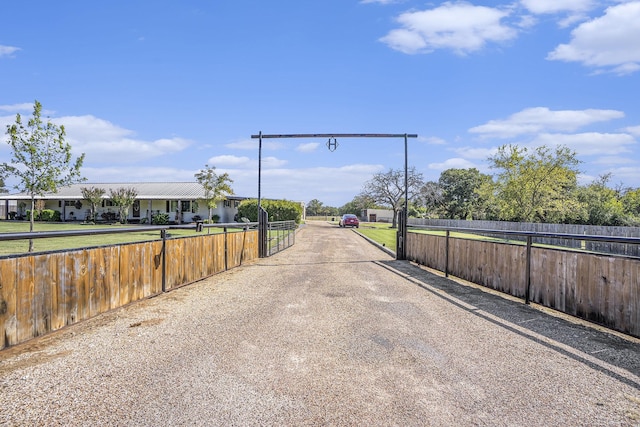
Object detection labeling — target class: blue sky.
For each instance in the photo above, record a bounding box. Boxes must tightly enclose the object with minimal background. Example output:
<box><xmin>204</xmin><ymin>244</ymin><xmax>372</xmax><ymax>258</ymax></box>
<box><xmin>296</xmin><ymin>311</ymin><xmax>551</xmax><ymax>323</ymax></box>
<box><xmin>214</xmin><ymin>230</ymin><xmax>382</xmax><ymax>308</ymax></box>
<box><xmin>1</xmin><ymin>1</ymin><xmax>639</xmax><ymax>207</ymax></box>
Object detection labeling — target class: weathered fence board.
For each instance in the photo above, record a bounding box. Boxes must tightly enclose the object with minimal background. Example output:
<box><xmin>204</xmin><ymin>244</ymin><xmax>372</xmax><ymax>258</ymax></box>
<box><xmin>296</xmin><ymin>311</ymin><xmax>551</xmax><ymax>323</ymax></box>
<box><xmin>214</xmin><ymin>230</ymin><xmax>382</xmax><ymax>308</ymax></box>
<box><xmin>0</xmin><ymin>258</ymin><xmax>17</xmax><ymax>348</ymax></box>
<box><xmin>408</xmin><ymin>232</ymin><xmax>640</xmax><ymax>337</ymax></box>
<box><xmin>0</xmin><ymin>230</ymin><xmax>259</xmax><ymax>350</ymax></box>
<box><xmin>16</xmin><ymin>257</ymin><xmax>35</xmax><ymax>343</ymax></box>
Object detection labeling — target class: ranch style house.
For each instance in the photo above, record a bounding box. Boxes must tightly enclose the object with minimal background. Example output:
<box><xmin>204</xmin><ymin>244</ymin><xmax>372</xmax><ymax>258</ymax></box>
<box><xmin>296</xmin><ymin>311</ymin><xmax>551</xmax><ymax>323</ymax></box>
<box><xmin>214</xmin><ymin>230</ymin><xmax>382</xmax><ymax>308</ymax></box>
<box><xmin>0</xmin><ymin>182</ymin><xmax>246</xmax><ymax>224</ymax></box>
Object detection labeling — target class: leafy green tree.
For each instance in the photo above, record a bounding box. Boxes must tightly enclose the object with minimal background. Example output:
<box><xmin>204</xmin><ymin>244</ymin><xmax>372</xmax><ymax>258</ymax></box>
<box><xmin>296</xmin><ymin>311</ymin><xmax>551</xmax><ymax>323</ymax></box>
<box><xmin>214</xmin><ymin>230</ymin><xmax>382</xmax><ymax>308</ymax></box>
<box><xmin>321</xmin><ymin>205</ymin><xmax>339</xmax><ymax>216</ymax></box>
<box><xmin>575</xmin><ymin>174</ymin><xmax>627</xmax><ymax>225</ymax></box>
<box><xmin>339</xmin><ymin>194</ymin><xmax>378</xmax><ymax>216</ymax></box>
<box><xmin>194</xmin><ymin>164</ymin><xmax>234</xmax><ymax>223</ymax></box>
<box><xmin>361</xmin><ymin>167</ymin><xmax>424</xmax><ymax>228</ymax></box>
<box><xmin>81</xmin><ymin>186</ymin><xmax>106</xmax><ymax>223</ymax></box>
<box><xmin>621</xmin><ymin>187</ymin><xmax>640</xmax><ymax>223</ymax></box>
<box><xmin>438</xmin><ymin>168</ymin><xmax>493</xmax><ymax>220</ymax></box>
<box><xmin>307</xmin><ymin>199</ymin><xmax>324</xmax><ymax>216</ymax></box>
<box><xmin>488</xmin><ymin>144</ymin><xmax>580</xmax><ymax>223</ymax></box>
<box><xmin>0</xmin><ymin>175</ymin><xmax>7</xmax><ymax>193</ymax></box>
<box><xmin>109</xmin><ymin>187</ymin><xmax>138</xmax><ymax>224</ymax></box>
<box><xmin>1</xmin><ymin>100</ymin><xmax>85</xmax><ymax>251</ymax></box>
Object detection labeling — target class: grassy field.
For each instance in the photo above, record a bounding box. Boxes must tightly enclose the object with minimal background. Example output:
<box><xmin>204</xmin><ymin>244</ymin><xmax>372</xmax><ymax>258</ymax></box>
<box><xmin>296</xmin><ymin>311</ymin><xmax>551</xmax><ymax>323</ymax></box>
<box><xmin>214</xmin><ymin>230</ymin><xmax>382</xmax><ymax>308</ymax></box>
<box><xmin>354</xmin><ymin>222</ymin><xmax>398</xmax><ymax>250</ymax></box>
<box><xmin>354</xmin><ymin>222</ymin><xmax>528</xmax><ymax>253</ymax></box>
<box><xmin>0</xmin><ymin>221</ymin><xmax>220</xmax><ymax>256</ymax></box>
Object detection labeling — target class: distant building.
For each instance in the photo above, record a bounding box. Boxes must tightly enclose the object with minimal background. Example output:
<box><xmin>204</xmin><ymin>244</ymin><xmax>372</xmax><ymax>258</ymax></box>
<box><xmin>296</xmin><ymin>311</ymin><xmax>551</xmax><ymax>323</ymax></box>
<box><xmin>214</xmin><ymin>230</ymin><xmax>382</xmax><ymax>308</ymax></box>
<box><xmin>362</xmin><ymin>209</ymin><xmax>395</xmax><ymax>223</ymax></box>
<box><xmin>0</xmin><ymin>182</ymin><xmax>247</xmax><ymax>224</ymax></box>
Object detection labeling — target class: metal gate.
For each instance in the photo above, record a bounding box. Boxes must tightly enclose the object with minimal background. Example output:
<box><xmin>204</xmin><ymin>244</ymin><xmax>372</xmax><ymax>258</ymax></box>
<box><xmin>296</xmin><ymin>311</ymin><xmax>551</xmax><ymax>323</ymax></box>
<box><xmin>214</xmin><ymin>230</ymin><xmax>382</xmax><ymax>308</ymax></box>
<box><xmin>258</xmin><ymin>207</ymin><xmax>296</xmax><ymax>257</ymax></box>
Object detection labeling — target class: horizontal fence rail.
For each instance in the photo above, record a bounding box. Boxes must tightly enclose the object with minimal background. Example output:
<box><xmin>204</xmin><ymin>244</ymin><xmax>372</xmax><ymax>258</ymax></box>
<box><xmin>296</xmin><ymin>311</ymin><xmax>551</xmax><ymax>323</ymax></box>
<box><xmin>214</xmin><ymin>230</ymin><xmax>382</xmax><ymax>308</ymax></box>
<box><xmin>0</xmin><ymin>223</ymin><xmax>259</xmax><ymax>350</ymax></box>
<box><xmin>410</xmin><ymin>218</ymin><xmax>640</xmax><ymax>258</ymax></box>
<box><xmin>406</xmin><ymin>225</ymin><xmax>640</xmax><ymax>338</ymax></box>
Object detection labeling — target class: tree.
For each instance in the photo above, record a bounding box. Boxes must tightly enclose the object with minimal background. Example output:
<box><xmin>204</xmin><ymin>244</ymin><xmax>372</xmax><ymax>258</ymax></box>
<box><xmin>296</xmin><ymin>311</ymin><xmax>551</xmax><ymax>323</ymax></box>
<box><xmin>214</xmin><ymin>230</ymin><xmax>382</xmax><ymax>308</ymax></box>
<box><xmin>307</xmin><ymin>199</ymin><xmax>324</xmax><ymax>216</ymax></box>
<box><xmin>109</xmin><ymin>187</ymin><xmax>138</xmax><ymax>224</ymax></box>
<box><xmin>621</xmin><ymin>187</ymin><xmax>640</xmax><ymax>222</ymax></box>
<box><xmin>194</xmin><ymin>165</ymin><xmax>234</xmax><ymax>223</ymax></box>
<box><xmin>339</xmin><ymin>194</ymin><xmax>378</xmax><ymax>216</ymax></box>
<box><xmin>438</xmin><ymin>168</ymin><xmax>493</xmax><ymax>220</ymax></box>
<box><xmin>361</xmin><ymin>167</ymin><xmax>424</xmax><ymax>228</ymax></box>
<box><xmin>488</xmin><ymin>144</ymin><xmax>580</xmax><ymax>223</ymax></box>
<box><xmin>417</xmin><ymin>181</ymin><xmax>444</xmax><ymax>216</ymax></box>
<box><xmin>0</xmin><ymin>175</ymin><xmax>7</xmax><ymax>193</ymax></box>
<box><xmin>81</xmin><ymin>186</ymin><xmax>106</xmax><ymax>223</ymax></box>
<box><xmin>1</xmin><ymin>100</ymin><xmax>85</xmax><ymax>251</ymax></box>
<box><xmin>575</xmin><ymin>174</ymin><xmax>627</xmax><ymax>226</ymax></box>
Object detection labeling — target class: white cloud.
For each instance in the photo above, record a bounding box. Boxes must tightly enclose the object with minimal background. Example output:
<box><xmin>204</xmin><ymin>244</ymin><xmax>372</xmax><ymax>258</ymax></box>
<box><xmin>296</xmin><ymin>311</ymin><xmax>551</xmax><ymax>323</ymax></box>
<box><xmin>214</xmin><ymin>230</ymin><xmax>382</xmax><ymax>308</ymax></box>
<box><xmin>0</xmin><ymin>45</ymin><xmax>20</xmax><ymax>58</ymax></box>
<box><xmin>296</xmin><ymin>142</ymin><xmax>319</xmax><ymax>153</ymax></box>
<box><xmin>454</xmin><ymin>146</ymin><xmax>498</xmax><ymax>159</ymax></box>
<box><xmin>258</xmin><ymin>164</ymin><xmax>385</xmax><ymax>205</ymax></box>
<box><xmin>379</xmin><ymin>2</ymin><xmax>517</xmax><ymax>55</ymax></box>
<box><xmin>207</xmin><ymin>155</ymin><xmax>252</xmax><ymax>167</ymax></box>
<box><xmin>547</xmin><ymin>2</ymin><xmax>640</xmax><ymax>75</ymax></box>
<box><xmin>53</xmin><ymin>115</ymin><xmax>191</xmax><ymax>163</ymax></box>
<box><xmin>420</xmin><ymin>136</ymin><xmax>447</xmax><ymax>145</ymax></box>
<box><xmin>592</xmin><ymin>156</ymin><xmax>636</xmax><ymax>166</ymax></box>
<box><xmin>428</xmin><ymin>157</ymin><xmax>478</xmax><ymax>171</ymax></box>
<box><xmin>605</xmin><ymin>166</ymin><xmax>640</xmax><ymax>187</ymax></box>
<box><xmin>531</xmin><ymin>132</ymin><xmax>636</xmax><ymax>156</ymax></box>
<box><xmin>262</xmin><ymin>156</ymin><xmax>288</xmax><ymax>168</ymax></box>
<box><xmin>0</xmin><ymin>103</ymin><xmax>33</xmax><ymax>113</ymax></box>
<box><xmin>623</xmin><ymin>125</ymin><xmax>640</xmax><ymax>136</ymax></box>
<box><xmin>225</xmin><ymin>138</ymin><xmax>283</xmax><ymax>151</ymax></box>
<box><xmin>520</xmin><ymin>0</ymin><xmax>595</xmax><ymax>15</ymax></box>
<box><xmin>469</xmin><ymin>107</ymin><xmax>624</xmax><ymax>138</ymax></box>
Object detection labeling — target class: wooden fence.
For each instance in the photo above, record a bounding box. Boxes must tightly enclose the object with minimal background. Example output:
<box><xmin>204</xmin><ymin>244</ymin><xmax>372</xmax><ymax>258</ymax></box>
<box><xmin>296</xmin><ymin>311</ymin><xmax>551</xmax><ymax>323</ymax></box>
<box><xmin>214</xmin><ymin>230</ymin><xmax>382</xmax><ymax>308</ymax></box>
<box><xmin>410</xmin><ymin>218</ymin><xmax>640</xmax><ymax>257</ymax></box>
<box><xmin>0</xmin><ymin>230</ymin><xmax>258</xmax><ymax>350</ymax></box>
<box><xmin>407</xmin><ymin>232</ymin><xmax>640</xmax><ymax>338</ymax></box>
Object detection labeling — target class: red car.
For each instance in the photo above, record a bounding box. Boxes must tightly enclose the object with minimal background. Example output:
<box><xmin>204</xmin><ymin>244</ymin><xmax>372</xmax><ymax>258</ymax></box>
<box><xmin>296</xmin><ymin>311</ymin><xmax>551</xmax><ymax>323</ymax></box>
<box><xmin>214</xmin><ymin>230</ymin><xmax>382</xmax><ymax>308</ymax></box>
<box><xmin>339</xmin><ymin>214</ymin><xmax>359</xmax><ymax>228</ymax></box>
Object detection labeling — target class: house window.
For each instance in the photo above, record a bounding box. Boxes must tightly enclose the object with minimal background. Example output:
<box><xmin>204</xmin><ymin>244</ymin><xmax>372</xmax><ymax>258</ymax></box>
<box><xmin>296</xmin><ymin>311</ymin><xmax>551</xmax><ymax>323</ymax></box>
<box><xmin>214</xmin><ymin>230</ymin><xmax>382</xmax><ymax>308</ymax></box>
<box><xmin>234</xmin><ymin>200</ymin><xmax>239</xmax><ymax>208</ymax></box>
<box><xmin>224</xmin><ymin>200</ymin><xmax>231</xmax><ymax>208</ymax></box>
<box><xmin>181</xmin><ymin>201</ymin><xmax>190</xmax><ymax>212</ymax></box>
<box><xmin>102</xmin><ymin>200</ymin><xmax>114</xmax><ymax>207</ymax></box>
<box><xmin>64</xmin><ymin>200</ymin><xmax>76</xmax><ymax>207</ymax></box>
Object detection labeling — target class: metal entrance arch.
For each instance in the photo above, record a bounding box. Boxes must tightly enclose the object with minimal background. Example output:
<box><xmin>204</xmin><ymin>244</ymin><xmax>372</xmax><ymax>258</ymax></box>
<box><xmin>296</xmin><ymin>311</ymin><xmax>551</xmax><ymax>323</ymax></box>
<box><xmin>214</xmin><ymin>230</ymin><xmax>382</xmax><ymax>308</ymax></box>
<box><xmin>250</xmin><ymin>132</ymin><xmax>418</xmax><ymax>260</ymax></box>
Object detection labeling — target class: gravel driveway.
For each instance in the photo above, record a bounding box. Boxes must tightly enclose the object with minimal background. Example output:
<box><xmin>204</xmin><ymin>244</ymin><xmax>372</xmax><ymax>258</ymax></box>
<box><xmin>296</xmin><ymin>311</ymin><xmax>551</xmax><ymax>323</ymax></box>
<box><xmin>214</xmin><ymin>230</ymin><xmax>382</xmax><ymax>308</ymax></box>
<box><xmin>1</xmin><ymin>221</ymin><xmax>640</xmax><ymax>426</ymax></box>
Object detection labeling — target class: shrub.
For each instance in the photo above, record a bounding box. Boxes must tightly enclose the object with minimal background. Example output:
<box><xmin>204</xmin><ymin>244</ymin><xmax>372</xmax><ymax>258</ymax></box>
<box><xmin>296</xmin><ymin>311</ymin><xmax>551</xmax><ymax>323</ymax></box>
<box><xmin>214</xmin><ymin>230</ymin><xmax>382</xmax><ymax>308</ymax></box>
<box><xmin>152</xmin><ymin>213</ymin><xmax>169</xmax><ymax>225</ymax></box>
<box><xmin>26</xmin><ymin>210</ymin><xmax>40</xmax><ymax>221</ymax></box>
<box><xmin>237</xmin><ymin>199</ymin><xmax>302</xmax><ymax>223</ymax></box>
<box><xmin>40</xmin><ymin>209</ymin><xmax>61</xmax><ymax>222</ymax></box>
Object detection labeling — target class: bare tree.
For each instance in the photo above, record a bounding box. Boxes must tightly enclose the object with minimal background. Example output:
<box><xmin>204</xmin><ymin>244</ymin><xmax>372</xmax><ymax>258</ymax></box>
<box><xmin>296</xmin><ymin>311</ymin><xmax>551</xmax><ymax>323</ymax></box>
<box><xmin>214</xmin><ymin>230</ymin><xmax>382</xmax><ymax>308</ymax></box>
<box><xmin>361</xmin><ymin>167</ymin><xmax>424</xmax><ymax>228</ymax></box>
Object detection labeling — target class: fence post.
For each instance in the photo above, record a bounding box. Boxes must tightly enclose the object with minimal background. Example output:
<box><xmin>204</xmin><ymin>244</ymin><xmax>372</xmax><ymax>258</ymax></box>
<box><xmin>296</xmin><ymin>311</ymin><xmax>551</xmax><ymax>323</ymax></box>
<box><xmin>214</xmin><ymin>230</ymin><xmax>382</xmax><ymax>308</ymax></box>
<box><xmin>525</xmin><ymin>236</ymin><xmax>532</xmax><ymax>304</ymax></box>
<box><xmin>258</xmin><ymin>207</ymin><xmax>268</xmax><ymax>258</ymax></box>
<box><xmin>161</xmin><ymin>229</ymin><xmax>167</xmax><ymax>292</ymax></box>
<box><xmin>224</xmin><ymin>227</ymin><xmax>228</xmax><ymax>271</ymax></box>
<box><xmin>445</xmin><ymin>230</ymin><xmax>450</xmax><ymax>278</ymax></box>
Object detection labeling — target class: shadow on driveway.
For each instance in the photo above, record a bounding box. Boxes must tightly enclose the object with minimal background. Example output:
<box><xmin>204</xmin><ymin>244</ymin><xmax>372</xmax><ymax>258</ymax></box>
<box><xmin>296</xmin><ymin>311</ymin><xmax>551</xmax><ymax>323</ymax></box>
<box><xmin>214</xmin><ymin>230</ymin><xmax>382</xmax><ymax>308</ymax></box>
<box><xmin>378</xmin><ymin>259</ymin><xmax>640</xmax><ymax>391</ymax></box>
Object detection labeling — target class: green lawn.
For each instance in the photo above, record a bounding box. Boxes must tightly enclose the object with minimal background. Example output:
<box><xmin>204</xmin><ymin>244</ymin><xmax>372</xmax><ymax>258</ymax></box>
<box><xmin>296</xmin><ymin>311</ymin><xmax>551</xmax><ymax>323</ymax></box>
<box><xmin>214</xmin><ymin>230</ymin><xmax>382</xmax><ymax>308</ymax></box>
<box><xmin>0</xmin><ymin>221</ymin><xmax>221</xmax><ymax>256</ymax></box>
<box><xmin>355</xmin><ymin>223</ymin><xmax>520</xmax><ymax>252</ymax></box>
<box><xmin>356</xmin><ymin>222</ymin><xmax>397</xmax><ymax>250</ymax></box>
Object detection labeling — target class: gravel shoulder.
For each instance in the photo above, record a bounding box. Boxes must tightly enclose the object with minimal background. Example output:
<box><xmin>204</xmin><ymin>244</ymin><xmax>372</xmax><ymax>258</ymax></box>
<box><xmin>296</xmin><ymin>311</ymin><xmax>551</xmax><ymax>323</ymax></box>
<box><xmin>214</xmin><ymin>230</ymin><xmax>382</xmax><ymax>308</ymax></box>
<box><xmin>1</xmin><ymin>221</ymin><xmax>639</xmax><ymax>426</ymax></box>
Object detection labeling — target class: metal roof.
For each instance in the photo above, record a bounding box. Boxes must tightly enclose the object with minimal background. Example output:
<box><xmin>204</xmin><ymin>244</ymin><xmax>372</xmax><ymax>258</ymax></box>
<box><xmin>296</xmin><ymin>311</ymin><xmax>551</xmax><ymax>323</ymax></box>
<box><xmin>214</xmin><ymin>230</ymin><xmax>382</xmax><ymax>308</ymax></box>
<box><xmin>0</xmin><ymin>182</ymin><xmax>248</xmax><ymax>201</ymax></box>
